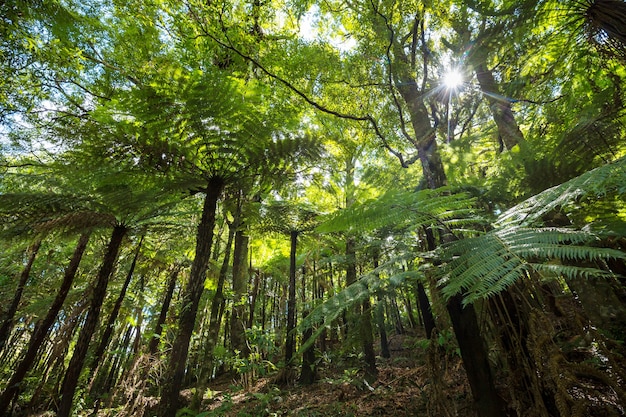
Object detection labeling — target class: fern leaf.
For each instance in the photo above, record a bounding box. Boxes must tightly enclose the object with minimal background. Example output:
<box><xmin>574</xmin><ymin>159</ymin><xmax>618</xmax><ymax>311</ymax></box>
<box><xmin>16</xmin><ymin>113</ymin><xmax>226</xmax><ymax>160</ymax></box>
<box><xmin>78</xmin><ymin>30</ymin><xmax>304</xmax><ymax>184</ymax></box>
<box><xmin>317</xmin><ymin>187</ymin><xmax>480</xmax><ymax>234</ymax></box>
<box><xmin>440</xmin><ymin>226</ymin><xmax>626</xmax><ymax>305</ymax></box>
<box><xmin>296</xmin><ymin>255</ymin><xmax>422</xmax><ymax>354</ymax></box>
<box><xmin>497</xmin><ymin>157</ymin><xmax>626</xmax><ymax>226</ymax></box>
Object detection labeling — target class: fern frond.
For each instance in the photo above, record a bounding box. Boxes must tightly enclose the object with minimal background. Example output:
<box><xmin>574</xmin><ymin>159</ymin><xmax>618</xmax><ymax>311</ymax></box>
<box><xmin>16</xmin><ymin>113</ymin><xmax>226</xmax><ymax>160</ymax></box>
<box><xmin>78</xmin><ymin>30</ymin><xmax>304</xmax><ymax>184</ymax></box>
<box><xmin>259</xmin><ymin>201</ymin><xmax>320</xmax><ymax>235</ymax></box>
<box><xmin>296</xmin><ymin>254</ymin><xmax>422</xmax><ymax>353</ymax></box>
<box><xmin>440</xmin><ymin>226</ymin><xmax>626</xmax><ymax>305</ymax></box>
<box><xmin>317</xmin><ymin>187</ymin><xmax>481</xmax><ymax>234</ymax></box>
<box><xmin>497</xmin><ymin>157</ymin><xmax>626</xmax><ymax>226</ymax></box>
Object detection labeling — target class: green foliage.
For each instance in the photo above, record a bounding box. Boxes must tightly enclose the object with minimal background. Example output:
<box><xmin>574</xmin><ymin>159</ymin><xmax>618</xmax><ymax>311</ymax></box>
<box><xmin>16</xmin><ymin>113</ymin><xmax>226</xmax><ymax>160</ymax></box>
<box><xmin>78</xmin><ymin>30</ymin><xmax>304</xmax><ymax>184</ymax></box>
<box><xmin>438</xmin><ymin>225</ymin><xmax>626</xmax><ymax>304</ymax></box>
<box><xmin>260</xmin><ymin>200</ymin><xmax>320</xmax><ymax>235</ymax></box>
<box><xmin>297</xmin><ymin>254</ymin><xmax>422</xmax><ymax>353</ymax></box>
<box><xmin>317</xmin><ymin>187</ymin><xmax>484</xmax><ymax>235</ymax></box>
<box><xmin>439</xmin><ymin>158</ymin><xmax>626</xmax><ymax>304</ymax></box>
<box><xmin>497</xmin><ymin>156</ymin><xmax>626</xmax><ymax>227</ymax></box>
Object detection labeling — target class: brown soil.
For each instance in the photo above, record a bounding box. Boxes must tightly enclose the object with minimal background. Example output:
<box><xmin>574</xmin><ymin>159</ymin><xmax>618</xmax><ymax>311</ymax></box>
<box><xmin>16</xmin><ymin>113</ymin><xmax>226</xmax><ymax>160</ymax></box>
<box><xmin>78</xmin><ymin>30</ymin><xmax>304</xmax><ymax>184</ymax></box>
<box><xmin>195</xmin><ymin>334</ymin><xmax>476</xmax><ymax>417</ymax></box>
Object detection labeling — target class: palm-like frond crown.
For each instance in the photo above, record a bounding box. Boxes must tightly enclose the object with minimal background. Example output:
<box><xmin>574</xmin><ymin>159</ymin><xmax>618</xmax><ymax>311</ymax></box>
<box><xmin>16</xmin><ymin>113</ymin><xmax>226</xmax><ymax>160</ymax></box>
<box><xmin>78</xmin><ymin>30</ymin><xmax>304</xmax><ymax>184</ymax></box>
<box><xmin>0</xmin><ymin>162</ymin><xmax>185</xmax><ymax>238</ymax></box>
<box><xmin>260</xmin><ymin>201</ymin><xmax>320</xmax><ymax>235</ymax></box>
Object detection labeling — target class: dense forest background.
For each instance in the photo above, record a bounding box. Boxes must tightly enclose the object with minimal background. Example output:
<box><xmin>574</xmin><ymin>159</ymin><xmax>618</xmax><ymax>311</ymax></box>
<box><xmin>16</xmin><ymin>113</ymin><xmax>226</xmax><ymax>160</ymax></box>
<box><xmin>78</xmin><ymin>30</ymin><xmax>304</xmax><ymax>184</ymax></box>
<box><xmin>1</xmin><ymin>0</ymin><xmax>626</xmax><ymax>416</ymax></box>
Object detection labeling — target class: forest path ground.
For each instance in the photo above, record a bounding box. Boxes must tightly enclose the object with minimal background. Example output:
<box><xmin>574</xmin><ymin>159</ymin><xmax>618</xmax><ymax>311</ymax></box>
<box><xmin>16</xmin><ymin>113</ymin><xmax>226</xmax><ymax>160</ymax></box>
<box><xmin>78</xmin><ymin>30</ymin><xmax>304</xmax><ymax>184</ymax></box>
<box><xmin>195</xmin><ymin>333</ymin><xmax>475</xmax><ymax>417</ymax></box>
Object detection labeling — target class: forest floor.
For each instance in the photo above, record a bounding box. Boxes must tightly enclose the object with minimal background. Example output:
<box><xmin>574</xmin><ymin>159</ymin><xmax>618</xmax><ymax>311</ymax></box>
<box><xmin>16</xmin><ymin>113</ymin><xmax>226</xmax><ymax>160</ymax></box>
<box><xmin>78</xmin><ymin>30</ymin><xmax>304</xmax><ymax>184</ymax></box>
<box><xmin>191</xmin><ymin>332</ymin><xmax>476</xmax><ymax>417</ymax></box>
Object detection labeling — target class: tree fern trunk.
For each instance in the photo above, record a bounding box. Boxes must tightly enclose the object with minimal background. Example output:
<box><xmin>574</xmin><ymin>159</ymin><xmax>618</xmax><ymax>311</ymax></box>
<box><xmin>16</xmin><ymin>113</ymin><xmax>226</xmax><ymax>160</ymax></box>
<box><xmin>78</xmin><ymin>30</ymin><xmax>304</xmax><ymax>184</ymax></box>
<box><xmin>89</xmin><ymin>235</ymin><xmax>144</xmax><ymax>394</ymax></box>
<box><xmin>416</xmin><ymin>282</ymin><xmax>435</xmax><ymax>337</ymax></box>
<box><xmin>27</xmin><ymin>299</ymin><xmax>87</xmax><ymax>412</ymax></box>
<box><xmin>57</xmin><ymin>225</ymin><xmax>127</xmax><ymax>417</ymax></box>
<box><xmin>285</xmin><ymin>230</ymin><xmax>298</xmax><ymax>363</ymax></box>
<box><xmin>260</xmin><ymin>272</ymin><xmax>268</xmax><ymax>331</ymax></box>
<box><xmin>447</xmin><ymin>294</ymin><xmax>506</xmax><ymax>417</ymax></box>
<box><xmin>0</xmin><ymin>233</ymin><xmax>89</xmax><ymax>415</ymax></box>
<box><xmin>159</xmin><ymin>177</ymin><xmax>224</xmax><ymax>416</ymax></box>
<box><xmin>375</xmin><ymin>293</ymin><xmax>390</xmax><ymax>358</ymax></box>
<box><xmin>403</xmin><ymin>289</ymin><xmax>418</xmax><ymax>329</ymax></box>
<box><xmin>248</xmin><ymin>269</ymin><xmax>260</xmax><ymax>329</ymax></box>
<box><xmin>0</xmin><ymin>239</ymin><xmax>42</xmax><ymax>351</ymax></box>
<box><xmin>372</xmin><ymin>253</ymin><xmax>390</xmax><ymax>358</ymax></box>
<box><xmin>360</xmin><ymin>296</ymin><xmax>378</xmax><ymax>383</ymax></box>
<box><xmin>299</xmin><ymin>309</ymin><xmax>316</xmax><ymax>385</ymax></box>
<box><xmin>201</xmin><ymin>214</ymin><xmax>234</xmax><ymax>382</ymax></box>
<box><xmin>230</xmin><ymin>230</ymin><xmax>249</xmax><ymax>357</ymax></box>
<box><xmin>148</xmin><ymin>263</ymin><xmax>181</xmax><ymax>355</ymax></box>
<box><xmin>300</xmin><ymin>262</ymin><xmax>317</xmax><ymax>384</ymax></box>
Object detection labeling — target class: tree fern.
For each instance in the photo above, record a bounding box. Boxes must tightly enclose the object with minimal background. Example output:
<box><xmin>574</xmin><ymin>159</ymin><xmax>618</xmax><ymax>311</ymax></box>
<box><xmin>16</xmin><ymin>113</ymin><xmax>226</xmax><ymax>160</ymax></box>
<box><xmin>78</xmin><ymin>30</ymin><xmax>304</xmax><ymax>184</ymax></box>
<box><xmin>317</xmin><ymin>187</ymin><xmax>484</xmax><ymax>234</ymax></box>
<box><xmin>441</xmin><ymin>157</ymin><xmax>626</xmax><ymax>305</ymax></box>
<box><xmin>497</xmin><ymin>156</ymin><xmax>626</xmax><ymax>226</ymax></box>
<box><xmin>439</xmin><ymin>226</ymin><xmax>626</xmax><ymax>305</ymax></box>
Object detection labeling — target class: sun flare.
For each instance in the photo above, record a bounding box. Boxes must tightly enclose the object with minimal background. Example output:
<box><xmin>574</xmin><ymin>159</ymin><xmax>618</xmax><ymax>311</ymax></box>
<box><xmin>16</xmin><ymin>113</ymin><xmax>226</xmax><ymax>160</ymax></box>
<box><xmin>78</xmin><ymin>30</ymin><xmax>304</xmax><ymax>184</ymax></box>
<box><xmin>443</xmin><ymin>69</ymin><xmax>463</xmax><ymax>90</ymax></box>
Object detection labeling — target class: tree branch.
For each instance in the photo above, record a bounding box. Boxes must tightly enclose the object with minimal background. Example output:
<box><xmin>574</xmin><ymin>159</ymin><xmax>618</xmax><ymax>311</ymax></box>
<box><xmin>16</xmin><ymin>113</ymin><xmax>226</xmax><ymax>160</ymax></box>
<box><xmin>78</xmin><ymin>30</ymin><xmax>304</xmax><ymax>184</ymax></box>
<box><xmin>186</xmin><ymin>4</ymin><xmax>413</xmax><ymax>167</ymax></box>
<box><xmin>370</xmin><ymin>0</ymin><xmax>418</xmax><ymax>149</ymax></box>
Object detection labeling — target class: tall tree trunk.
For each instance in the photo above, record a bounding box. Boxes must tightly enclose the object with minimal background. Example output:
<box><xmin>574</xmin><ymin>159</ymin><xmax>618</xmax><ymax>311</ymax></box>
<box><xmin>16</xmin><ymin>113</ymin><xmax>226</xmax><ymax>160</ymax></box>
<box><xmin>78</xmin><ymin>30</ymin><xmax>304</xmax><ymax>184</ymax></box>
<box><xmin>230</xmin><ymin>230</ymin><xmax>249</xmax><ymax>357</ymax></box>
<box><xmin>0</xmin><ymin>233</ymin><xmax>89</xmax><ymax>415</ymax></box>
<box><xmin>89</xmin><ymin>235</ymin><xmax>144</xmax><ymax>392</ymax></box>
<box><xmin>27</xmin><ymin>299</ymin><xmax>86</xmax><ymax>412</ymax></box>
<box><xmin>373</xmin><ymin>253</ymin><xmax>390</xmax><ymax>359</ymax></box>
<box><xmin>345</xmin><ymin>236</ymin><xmax>377</xmax><ymax>380</ymax></box>
<box><xmin>447</xmin><ymin>294</ymin><xmax>505</xmax><ymax>417</ymax></box>
<box><xmin>299</xmin><ymin>308</ymin><xmax>316</xmax><ymax>384</ymax></box>
<box><xmin>428</xmin><ymin>225</ymin><xmax>505</xmax><ymax>417</ymax></box>
<box><xmin>393</xmin><ymin>37</ymin><xmax>506</xmax><ymax>411</ymax></box>
<box><xmin>360</xmin><ymin>295</ymin><xmax>378</xmax><ymax>383</ymax></box>
<box><xmin>131</xmin><ymin>274</ymin><xmax>145</xmax><ymax>357</ymax></box>
<box><xmin>403</xmin><ymin>290</ymin><xmax>418</xmax><ymax>329</ymax></box>
<box><xmin>299</xmin><ymin>265</ymin><xmax>316</xmax><ymax>385</ymax></box>
<box><xmin>159</xmin><ymin>177</ymin><xmax>224</xmax><ymax>417</ymax></box>
<box><xmin>57</xmin><ymin>225</ymin><xmax>127</xmax><ymax>417</ymax></box>
<box><xmin>148</xmin><ymin>263</ymin><xmax>181</xmax><ymax>355</ymax></box>
<box><xmin>248</xmin><ymin>269</ymin><xmax>260</xmax><ymax>329</ymax></box>
<box><xmin>389</xmin><ymin>294</ymin><xmax>405</xmax><ymax>334</ymax></box>
<box><xmin>199</xmin><ymin>218</ymin><xmax>235</xmax><ymax>383</ymax></box>
<box><xmin>475</xmin><ymin>64</ymin><xmax>525</xmax><ymax>152</ymax></box>
<box><xmin>416</xmin><ymin>282</ymin><xmax>435</xmax><ymax>337</ymax></box>
<box><xmin>260</xmin><ymin>273</ymin><xmax>268</xmax><ymax>331</ymax></box>
<box><xmin>375</xmin><ymin>293</ymin><xmax>390</xmax><ymax>358</ymax></box>
<box><xmin>344</xmin><ymin>235</ymin><xmax>357</xmax><ymax>340</ymax></box>
<box><xmin>285</xmin><ymin>230</ymin><xmax>298</xmax><ymax>363</ymax></box>
<box><xmin>0</xmin><ymin>239</ymin><xmax>42</xmax><ymax>351</ymax></box>
<box><xmin>103</xmin><ymin>324</ymin><xmax>134</xmax><ymax>395</ymax></box>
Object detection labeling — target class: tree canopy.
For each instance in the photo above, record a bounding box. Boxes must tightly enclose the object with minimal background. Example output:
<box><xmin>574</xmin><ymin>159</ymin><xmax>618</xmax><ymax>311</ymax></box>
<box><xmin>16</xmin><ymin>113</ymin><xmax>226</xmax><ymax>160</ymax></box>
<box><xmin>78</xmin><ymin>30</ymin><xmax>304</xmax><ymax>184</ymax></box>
<box><xmin>1</xmin><ymin>0</ymin><xmax>625</xmax><ymax>416</ymax></box>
